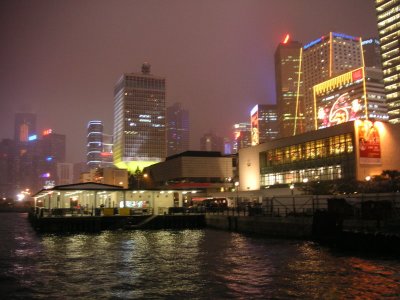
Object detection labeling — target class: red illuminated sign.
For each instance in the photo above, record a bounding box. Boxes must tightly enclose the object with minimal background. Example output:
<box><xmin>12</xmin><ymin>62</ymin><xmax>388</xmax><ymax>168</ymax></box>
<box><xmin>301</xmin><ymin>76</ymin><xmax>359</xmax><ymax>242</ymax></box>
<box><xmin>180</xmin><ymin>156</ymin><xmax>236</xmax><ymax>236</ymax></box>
<box><xmin>352</xmin><ymin>68</ymin><xmax>363</xmax><ymax>81</ymax></box>
<box><xmin>43</xmin><ymin>129</ymin><xmax>53</xmax><ymax>136</ymax></box>
<box><xmin>101</xmin><ymin>152</ymin><xmax>112</xmax><ymax>157</ymax></box>
<box><xmin>283</xmin><ymin>34</ymin><xmax>290</xmax><ymax>44</ymax></box>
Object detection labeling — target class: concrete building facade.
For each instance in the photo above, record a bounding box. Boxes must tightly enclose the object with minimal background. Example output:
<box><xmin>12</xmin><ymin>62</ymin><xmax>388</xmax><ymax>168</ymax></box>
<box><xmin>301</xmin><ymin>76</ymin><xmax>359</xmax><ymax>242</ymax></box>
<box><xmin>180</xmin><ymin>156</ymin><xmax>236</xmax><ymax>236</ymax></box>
<box><xmin>238</xmin><ymin>120</ymin><xmax>400</xmax><ymax>191</ymax></box>
<box><xmin>144</xmin><ymin>151</ymin><xmax>234</xmax><ymax>192</ymax></box>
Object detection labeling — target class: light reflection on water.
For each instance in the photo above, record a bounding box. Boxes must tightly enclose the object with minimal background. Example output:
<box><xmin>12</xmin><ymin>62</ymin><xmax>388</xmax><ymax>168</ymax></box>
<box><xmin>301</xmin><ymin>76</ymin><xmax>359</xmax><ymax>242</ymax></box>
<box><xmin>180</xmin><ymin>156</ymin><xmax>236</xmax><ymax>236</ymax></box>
<box><xmin>0</xmin><ymin>213</ymin><xmax>399</xmax><ymax>299</ymax></box>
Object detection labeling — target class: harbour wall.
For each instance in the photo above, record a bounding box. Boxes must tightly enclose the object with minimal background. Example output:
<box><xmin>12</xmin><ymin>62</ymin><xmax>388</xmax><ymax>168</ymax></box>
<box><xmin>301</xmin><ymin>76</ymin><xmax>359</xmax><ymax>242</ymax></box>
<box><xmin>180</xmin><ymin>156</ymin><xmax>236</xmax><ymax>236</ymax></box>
<box><xmin>205</xmin><ymin>214</ymin><xmax>313</xmax><ymax>239</ymax></box>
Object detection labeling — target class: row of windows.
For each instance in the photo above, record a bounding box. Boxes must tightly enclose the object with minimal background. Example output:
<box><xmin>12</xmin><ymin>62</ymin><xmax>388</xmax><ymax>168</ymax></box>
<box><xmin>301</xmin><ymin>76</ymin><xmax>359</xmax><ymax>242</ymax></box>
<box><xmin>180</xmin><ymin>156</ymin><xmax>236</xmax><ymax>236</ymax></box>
<box><xmin>124</xmin><ymin>76</ymin><xmax>165</xmax><ymax>90</ymax></box>
<box><xmin>379</xmin><ymin>19</ymin><xmax>400</xmax><ymax>35</ymax></box>
<box><xmin>260</xmin><ymin>165</ymin><xmax>343</xmax><ymax>186</ymax></box>
<box><xmin>260</xmin><ymin>133</ymin><xmax>354</xmax><ymax>167</ymax></box>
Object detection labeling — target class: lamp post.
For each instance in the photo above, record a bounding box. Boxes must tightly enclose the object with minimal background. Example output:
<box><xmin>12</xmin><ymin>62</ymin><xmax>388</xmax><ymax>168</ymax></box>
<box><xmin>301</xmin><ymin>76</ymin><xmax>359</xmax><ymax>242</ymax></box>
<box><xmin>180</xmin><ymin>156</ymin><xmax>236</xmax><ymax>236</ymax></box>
<box><xmin>290</xmin><ymin>183</ymin><xmax>295</xmax><ymax>215</ymax></box>
<box><xmin>364</xmin><ymin>175</ymin><xmax>371</xmax><ymax>200</ymax></box>
<box><xmin>234</xmin><ymin>181</ymin><xmax>239</xmax><ymax>208</ymax></box>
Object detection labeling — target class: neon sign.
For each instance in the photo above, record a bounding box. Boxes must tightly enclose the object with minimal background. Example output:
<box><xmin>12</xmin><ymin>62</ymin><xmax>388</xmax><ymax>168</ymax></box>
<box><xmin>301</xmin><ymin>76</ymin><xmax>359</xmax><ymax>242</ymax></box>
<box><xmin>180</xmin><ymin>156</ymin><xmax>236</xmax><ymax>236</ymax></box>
<box><xmin>28</xmin><ymin>135</ymin><xmax>37</xmax><ymax>141</ymax></box>
<box><xmin>304</xmin><ymin>37</ymin><xmax>323</xmax><ymax>50</ymax></box>
<box><xmin>283</xmin><ymin>34</ymin><xmax>290</xmax><ymax>44</ymax></box>
<box><xmin>43</xmin><ymin>129</ymin><xmax>53</xmax><ymax>136</ymax></box>
<box><xmin>332</xmin><ymin>32</ymin><xmax>359</xmax><ymax>41</ymax></box>
<box><xmin>362</xmin><ymin>39</ymin><xmax>380</xmax><ymax>45</ymax></box>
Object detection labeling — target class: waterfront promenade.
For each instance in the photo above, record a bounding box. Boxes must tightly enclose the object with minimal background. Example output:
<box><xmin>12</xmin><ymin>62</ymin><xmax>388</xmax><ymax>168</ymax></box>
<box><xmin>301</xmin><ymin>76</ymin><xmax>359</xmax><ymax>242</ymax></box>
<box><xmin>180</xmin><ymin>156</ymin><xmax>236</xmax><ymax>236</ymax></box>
<box><xmin>27</xmin><ymin>192</ymin><xmax>400</xmax><ymax>253</ymax></box>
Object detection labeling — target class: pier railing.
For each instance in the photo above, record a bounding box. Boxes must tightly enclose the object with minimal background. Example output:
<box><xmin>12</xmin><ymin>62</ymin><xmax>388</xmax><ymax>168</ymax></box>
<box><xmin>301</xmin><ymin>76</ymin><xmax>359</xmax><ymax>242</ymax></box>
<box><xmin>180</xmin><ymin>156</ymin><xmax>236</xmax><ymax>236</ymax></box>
<box><xmin>205</xmin><ymin>193</ymin><xmax>400</xmax><ymax>221</ymax></box>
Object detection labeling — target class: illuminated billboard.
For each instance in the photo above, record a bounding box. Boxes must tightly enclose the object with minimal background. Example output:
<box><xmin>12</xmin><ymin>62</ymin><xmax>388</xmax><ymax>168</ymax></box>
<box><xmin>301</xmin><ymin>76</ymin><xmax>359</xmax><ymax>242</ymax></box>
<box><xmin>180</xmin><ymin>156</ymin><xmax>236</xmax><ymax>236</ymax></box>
<box><xmin>314</xmin><ymin>67</ymin><xmax>367</xmax><ymax>130</ymax></box>
<box><xmin>250</xmin><ymin>105</ymin><xmax>259</xmax><ymax>146</ymax></box>
<box><xmin>357</xmin><ymin>120</ymin><xmax>381</xmax><ymax>165</ymax></box>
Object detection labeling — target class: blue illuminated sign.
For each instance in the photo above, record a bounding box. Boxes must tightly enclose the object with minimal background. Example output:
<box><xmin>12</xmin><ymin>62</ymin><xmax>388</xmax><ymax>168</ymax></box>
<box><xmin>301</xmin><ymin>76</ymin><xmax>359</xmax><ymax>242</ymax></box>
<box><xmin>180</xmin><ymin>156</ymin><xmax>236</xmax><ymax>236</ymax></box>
<box><xmin>332</xmin><ymin>32</ymin><xmax>359</xmax><ymax>41</ymax></box>
<box><xmin>28</xmin><ymin>135</ymin><xmax>37</xmax><ymax>141</ymax></box>
<box><xmin>304</xmin><ymin>37</ymin><xmax>323</xmax><ymax>50</ymax></box>
<box><xmin>362</xmin><ymin>39</ymin><xmax>380</xmax><ymax>46</ymax></box>
<box><xmin>46</xmin><ymin>156</ymin><xmax>53</xmax><ymax>161</ymax></box>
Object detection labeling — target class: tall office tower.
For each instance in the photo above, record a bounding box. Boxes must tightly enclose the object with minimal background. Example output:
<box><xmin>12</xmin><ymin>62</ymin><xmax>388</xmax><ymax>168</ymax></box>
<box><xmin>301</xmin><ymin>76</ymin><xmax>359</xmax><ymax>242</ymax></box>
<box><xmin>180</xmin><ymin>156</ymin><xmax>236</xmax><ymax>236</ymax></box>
<box><xmin>376</xmin><ymin>0</ymin><xmax>400</xmax><ymax>124</ymax></box>
<box><xmin>274</xmin><ymin>35</ymin><xmax>304</xmax><ymax>138</ymax></box>
<box><xmin>232</xmin><ymin>122</ymin><xmax>251</xmax><ymax>153</ymax></box>
<box><xmin>302</xmin><ymin>32</ymin><xmax>364</xmax><ymax>131</ymax></box>
<box><xmin>362</xmin><ymin>38</ymin><xmax>382</xmax><ymax>68</ymax></box>
<box><xmin>200</xmin><ymin>131</ymin><xmax>224</xmax><ymax>153</ymax></box>
<box><xmin>87</xmin><ymin>120</ymin><xmax>103</xmax><ymax>169</ymax></box>
<box><xmin>38</xmin><ymin>129</ymin><xmax>66</xmax><ymax>188</ymax></box>
<box><xmin>113</xmin><ymin>63</ymin><xmax>166</xmax><ymax>172</ymax></box>
<box><xmin>101</xmin><ymin>133</ymin><xmax>114</xmax><ymax>168</ymax></box>
<box><xmin>166</xmin><ymin>102</ymin><xmax>190</xmax><ymax>156</ymax></box>
<box><xmin>250</xmin><ymin>104</ymin><xmax>279</xmax><ymax>145</ymax></box>
<box><xmin>0</xmin><ymin>139</ymin><xmax>17</xmax><ymax>198</ymax></box>
<box><xmin>14</xmin><ymin>112</ymin><xmax>36</xmax><ymax>143</ymax></box>
<box><xmin>365</xmin><ymin>67</ymin><xmax>389</xmax><ymax>121</ymax></box>
<box><xmin>13</xmin><ymin>112</ymin><xmax>40</xmax><ymax>194</ymax></box>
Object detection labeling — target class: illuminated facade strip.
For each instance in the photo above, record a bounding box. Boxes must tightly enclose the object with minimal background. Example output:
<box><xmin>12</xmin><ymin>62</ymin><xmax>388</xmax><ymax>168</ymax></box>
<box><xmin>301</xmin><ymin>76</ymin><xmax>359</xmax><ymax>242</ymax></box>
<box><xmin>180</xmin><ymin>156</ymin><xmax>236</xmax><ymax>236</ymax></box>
<box><xmin>294</xmin><ymin>47</ymin><xmax>303</xmax><ymax>136</ymax></box>
<box><xmin>329</xmin><ymin>32</ymin><xmax>333</xmax><ymax>77</ymax></box>
<box><xmin>360</xmin><ymin>40</ymin><xmax>369</xmax><ymax>119</ymax></box>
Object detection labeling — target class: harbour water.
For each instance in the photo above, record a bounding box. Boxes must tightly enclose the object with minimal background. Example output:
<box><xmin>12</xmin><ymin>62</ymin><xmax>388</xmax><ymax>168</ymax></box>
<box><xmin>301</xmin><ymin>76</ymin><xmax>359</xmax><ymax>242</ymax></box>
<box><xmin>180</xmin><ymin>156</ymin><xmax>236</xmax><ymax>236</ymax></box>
<box><xmin>1</xmin><ymin>213</ymin><xmax>399</xmax><ymax>299</ymax></box>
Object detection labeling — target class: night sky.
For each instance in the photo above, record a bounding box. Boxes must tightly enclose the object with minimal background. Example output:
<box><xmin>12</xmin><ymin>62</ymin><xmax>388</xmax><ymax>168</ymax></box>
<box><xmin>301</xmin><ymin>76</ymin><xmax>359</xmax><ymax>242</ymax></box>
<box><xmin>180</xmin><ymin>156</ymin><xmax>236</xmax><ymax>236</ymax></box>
<box><xmin>0</xmin><ymin>0</ymin><xmax>378</xmax><ymax>163</ymax></box>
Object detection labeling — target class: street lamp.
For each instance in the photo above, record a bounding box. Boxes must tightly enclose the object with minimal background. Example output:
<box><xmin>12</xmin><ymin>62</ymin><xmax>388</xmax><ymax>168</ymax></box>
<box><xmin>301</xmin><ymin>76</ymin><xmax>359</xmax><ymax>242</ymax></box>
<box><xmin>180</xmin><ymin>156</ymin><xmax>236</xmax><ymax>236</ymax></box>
<box><xmin>365</xmin><ymin>175</ymin><xmax>371</xmax><ymax>194</ymax></box>
<box><xmin>234</xmin><ymin>181</ymin><xmax>239</xmax><ymax>208</ymax></box>
<box><xmin>290</xmin><ymin>184</ymin><xmax>295</xmax><ymax>215</ymax></box>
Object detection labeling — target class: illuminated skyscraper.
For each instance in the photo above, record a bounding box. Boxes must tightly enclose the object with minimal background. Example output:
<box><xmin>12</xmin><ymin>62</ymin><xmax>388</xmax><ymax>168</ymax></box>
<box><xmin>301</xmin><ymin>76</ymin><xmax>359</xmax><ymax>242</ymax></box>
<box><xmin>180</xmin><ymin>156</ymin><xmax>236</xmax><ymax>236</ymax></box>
<box><xmin>250</xmin><ymin>104</ymin><xmax>279</xmax><ymax>145</ymax></box>
<box><xmin>274</xmin><ymin>34</ymin><xmax>304</xmax><ymax>138</ymax></box>
<box><xmin>166</xmin><ymin>102</ymin><xmax>190</xmax><ymax>156</ymax></box>
<box><xmin>113</xmin><ymin>63</ymin><xmax>166</xmax><ymax>172</ymax></box>
<box><xmin>14</xmin><ymin>112</ymin><xmax>36</xmax><ymax>143</ymax></box>
<box><xmin>362</xmin><ymin>38</ymin><xmax>382</xmax><ymax>68</ymax></box>
<box><xmin>101</xmin><ymin>133</ymin><xmax>114</xmax><ymax>168</ymax></box>
<box><xmin>87</xmin><ymin>120</ymin><xmax>103</xmax><ymax>169</ymax></box>
<box><xmin>376</xmin><ymin>0</ymin><xmax>400</xmax><ymax>124</ymax></box>
<box><xmin>14</xmin><ymin>113</ymin><xmax>39</xmax><ymax>192</ymax></box>
<box><xmin>33</xmin><ymin>129</ymin><xmax>67</xmax><ymax>189</ymax></box>
<box><xmin>302</xmin><ymin>32</ymin><xmax>364</xmax><ymax>131</ymax></box>
<box><xmin>232</xmin><ymin>122</ymin><xmax>251</xmax><ymax>153</ymax></box>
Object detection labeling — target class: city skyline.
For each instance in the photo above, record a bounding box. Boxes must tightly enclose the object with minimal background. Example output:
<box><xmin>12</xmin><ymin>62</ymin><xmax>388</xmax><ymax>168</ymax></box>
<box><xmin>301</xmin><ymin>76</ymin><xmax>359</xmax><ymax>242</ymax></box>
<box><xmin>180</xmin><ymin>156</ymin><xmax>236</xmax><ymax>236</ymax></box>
<box><xmin>0</xmin><ymin>0</ymin><xmax>378</xmax><ymax>163</ymax></box>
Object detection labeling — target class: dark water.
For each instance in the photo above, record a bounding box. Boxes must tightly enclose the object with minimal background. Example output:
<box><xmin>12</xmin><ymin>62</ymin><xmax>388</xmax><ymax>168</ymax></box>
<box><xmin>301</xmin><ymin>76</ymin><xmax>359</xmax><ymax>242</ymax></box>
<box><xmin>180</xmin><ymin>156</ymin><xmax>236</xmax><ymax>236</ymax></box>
<box><xmin>1</xmin><ymin>213</ymin><xmax>399</xmax><ymax>299</ymax></box>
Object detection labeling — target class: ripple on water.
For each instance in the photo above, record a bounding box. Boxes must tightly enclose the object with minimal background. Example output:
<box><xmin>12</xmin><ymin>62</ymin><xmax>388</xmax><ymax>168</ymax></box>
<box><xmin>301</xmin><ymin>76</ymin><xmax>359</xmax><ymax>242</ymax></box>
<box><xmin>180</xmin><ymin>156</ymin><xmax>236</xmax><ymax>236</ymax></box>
<box><xmin>1</xmin><ymin>215</ymin><xmax>400</xmax><ymax>299</ymax></box>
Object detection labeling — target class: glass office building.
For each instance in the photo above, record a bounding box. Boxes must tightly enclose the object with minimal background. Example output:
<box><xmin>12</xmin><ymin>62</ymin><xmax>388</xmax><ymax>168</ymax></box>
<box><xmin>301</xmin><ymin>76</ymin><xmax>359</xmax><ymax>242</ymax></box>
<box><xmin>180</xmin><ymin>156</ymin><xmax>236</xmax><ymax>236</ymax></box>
<box><xmin>113</xmin><ymin>63</ymin><xmax>166</xmax><ymax>172</ymax></box>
